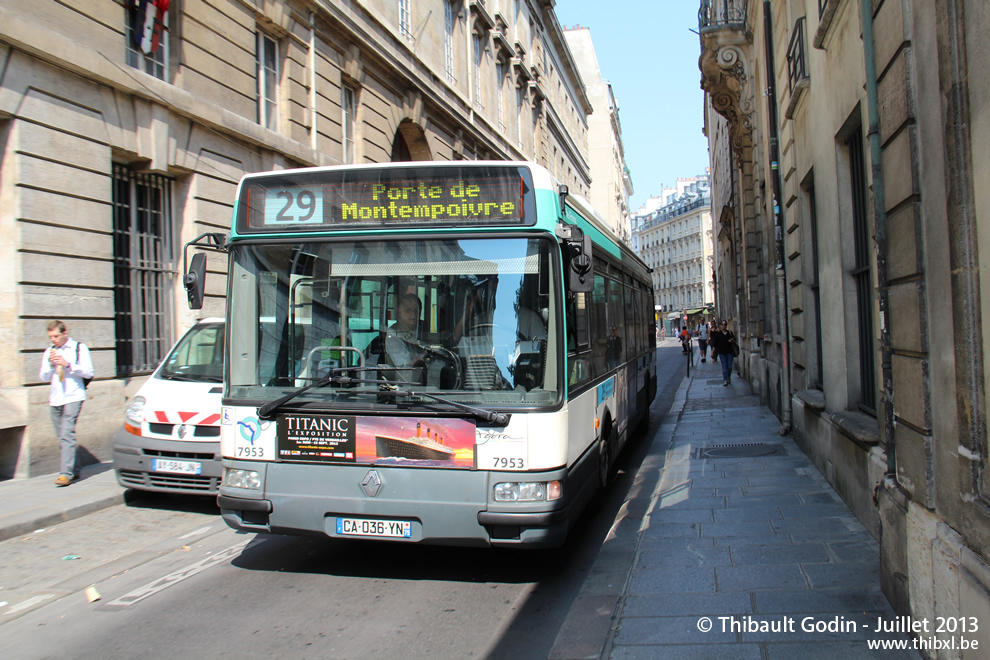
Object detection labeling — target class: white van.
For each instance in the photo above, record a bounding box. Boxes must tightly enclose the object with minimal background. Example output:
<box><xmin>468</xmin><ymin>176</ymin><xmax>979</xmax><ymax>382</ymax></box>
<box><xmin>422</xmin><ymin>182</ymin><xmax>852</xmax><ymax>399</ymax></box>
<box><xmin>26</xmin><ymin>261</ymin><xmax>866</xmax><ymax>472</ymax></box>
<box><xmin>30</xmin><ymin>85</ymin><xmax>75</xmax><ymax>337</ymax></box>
<box><xmin>113</xmin><ymin>318</ymin><xmax>224</xmax><ymax>494</ymax></box>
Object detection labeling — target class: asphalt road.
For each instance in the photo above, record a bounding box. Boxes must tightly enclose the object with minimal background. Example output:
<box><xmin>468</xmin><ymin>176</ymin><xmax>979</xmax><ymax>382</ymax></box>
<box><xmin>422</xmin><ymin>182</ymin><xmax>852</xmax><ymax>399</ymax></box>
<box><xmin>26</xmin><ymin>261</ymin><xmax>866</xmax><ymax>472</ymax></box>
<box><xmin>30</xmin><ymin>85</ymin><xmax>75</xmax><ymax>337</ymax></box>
<box><xmin>1</xmin><ymin>342</ymin><xmax>686</xmax><ymax>660</ymax></box>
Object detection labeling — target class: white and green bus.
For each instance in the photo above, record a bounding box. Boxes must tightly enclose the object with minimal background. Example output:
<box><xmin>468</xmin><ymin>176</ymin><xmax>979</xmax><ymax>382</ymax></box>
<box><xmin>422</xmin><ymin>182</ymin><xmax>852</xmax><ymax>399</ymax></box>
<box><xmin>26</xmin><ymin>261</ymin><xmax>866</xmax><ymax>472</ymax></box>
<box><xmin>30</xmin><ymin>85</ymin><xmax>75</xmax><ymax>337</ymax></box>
<box><xmin>184</xmin><ymin>161</ymin><xmax>656</xmax><ymax>547</ymax></box>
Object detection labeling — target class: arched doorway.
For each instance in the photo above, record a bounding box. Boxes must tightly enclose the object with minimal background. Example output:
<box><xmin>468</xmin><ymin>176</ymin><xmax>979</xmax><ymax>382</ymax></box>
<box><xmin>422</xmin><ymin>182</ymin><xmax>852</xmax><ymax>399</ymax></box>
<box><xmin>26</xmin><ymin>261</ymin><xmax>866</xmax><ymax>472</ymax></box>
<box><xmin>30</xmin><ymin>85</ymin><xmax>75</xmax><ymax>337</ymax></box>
<box><xmin>390</xmin><ymin>119</ymin><xmax>432</xmax><ymax>161</ymax></box>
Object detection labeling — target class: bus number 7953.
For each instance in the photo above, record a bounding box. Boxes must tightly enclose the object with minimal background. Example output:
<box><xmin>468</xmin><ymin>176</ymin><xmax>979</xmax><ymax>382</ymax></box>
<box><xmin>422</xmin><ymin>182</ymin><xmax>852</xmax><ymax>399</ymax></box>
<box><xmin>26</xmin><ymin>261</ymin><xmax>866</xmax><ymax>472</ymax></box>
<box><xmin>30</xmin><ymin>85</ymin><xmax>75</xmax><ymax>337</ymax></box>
<box><xmin>493</xmin><ymin>457</ymin><xmax>525</xmax><ymax>469</ymax></box>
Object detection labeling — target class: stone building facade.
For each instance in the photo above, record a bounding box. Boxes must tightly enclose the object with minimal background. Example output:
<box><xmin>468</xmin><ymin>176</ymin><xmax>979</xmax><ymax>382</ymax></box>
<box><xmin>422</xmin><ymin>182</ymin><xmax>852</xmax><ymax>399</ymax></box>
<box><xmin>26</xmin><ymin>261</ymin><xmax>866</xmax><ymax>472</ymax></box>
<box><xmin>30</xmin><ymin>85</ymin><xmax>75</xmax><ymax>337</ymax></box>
<box><xmin>700</xmin><ymin>0</ymin><xmax>990</xmax><ymax>647</ymax></box>
<box><xmin>563</xmin><ymin>26</ymin><xmax>634</xmax><ymax>242</ymax></box>
<box><xmin>0</xmin><ymin>0</ymin><xmax>595</xmax><ymax>478</ymax></box>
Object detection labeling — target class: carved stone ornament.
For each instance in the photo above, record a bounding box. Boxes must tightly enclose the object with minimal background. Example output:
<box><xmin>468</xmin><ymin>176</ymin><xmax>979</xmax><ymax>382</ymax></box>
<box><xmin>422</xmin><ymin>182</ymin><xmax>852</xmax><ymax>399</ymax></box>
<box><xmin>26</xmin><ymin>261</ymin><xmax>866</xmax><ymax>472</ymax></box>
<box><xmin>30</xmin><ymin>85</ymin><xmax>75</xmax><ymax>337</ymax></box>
<box><xmin>700</xmin><ymin>38</ymin><xmax>756</xmax><ymax>159</ymax></box>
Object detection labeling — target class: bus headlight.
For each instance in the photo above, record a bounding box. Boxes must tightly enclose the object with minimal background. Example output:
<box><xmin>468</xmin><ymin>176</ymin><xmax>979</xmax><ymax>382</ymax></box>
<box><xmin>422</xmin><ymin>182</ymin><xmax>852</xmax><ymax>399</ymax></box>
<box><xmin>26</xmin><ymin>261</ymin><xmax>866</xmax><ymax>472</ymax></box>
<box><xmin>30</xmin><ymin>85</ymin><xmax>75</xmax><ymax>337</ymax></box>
<box><xmin>493</xmin><ymin>480</ymin><xmax>562</xmax><ymax>502</ymax></box>
<box><xmin>224</xmin><ymin>468</ymin><xmax>261</xmax><ymax>490</ymax></box>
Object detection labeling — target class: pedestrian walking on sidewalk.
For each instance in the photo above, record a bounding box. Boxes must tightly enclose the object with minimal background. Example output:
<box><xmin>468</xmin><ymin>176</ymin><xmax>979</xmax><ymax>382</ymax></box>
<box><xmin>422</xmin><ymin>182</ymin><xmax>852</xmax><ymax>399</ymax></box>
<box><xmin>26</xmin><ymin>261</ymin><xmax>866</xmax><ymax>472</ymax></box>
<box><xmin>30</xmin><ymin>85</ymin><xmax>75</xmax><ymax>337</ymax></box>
<box><xmin>40</xmin><ymin>320</ymin><xmax>93</xmax><ymax>486</ymax></box>
<box><xmin>697</xmin><ymin>322</ymin><xmax>710</xmax><ymax>363</ymax></box>
<box><xmin>708</xmin><ymin>320</ymin><xmax>738</xmax><ymax>386</ymax></box>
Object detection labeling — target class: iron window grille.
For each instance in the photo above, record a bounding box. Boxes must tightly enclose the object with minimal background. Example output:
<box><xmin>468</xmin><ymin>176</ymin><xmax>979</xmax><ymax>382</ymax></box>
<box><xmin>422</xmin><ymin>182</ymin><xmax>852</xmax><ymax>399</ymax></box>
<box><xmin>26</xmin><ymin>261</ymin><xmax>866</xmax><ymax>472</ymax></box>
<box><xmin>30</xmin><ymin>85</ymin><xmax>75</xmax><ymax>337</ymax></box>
<box><xmin>112</xmin><ymin>164</ymin><xmax>174</xmax><ymax>376</ymax></box>
<box><xmin>787</xmin><ymin>17</ymin><xmax>808</xmax><ymax>93</ymax></box>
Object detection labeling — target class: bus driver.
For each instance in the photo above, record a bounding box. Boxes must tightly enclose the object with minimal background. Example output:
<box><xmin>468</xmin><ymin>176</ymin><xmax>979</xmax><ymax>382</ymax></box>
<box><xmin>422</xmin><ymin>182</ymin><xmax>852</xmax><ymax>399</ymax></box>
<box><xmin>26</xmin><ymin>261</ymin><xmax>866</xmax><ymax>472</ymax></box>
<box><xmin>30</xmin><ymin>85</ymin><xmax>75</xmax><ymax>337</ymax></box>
<box><xmin>368</xmin><ymin>293</ymin><xmax>427</xmax><ymax>383</ymax></box>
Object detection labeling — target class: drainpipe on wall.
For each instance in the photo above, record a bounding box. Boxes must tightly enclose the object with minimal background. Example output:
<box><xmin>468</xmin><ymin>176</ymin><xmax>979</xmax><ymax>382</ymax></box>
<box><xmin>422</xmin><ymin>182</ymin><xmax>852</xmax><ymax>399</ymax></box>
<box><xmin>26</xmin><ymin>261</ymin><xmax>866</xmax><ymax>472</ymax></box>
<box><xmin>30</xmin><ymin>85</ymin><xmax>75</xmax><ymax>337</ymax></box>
<box><xmin>762</xmin><ymin>1</ymin><xmax>793</xmax><ymax>434</ymax></box>
<box><xmin>309</xmin><ymin>12</ymin><xmax>318</xmax><ymax>152</ymax></box>
<box><xmin>860</xmin><ymin>0</ymin><xmax>896</xmax><ymax>477</ymax></box>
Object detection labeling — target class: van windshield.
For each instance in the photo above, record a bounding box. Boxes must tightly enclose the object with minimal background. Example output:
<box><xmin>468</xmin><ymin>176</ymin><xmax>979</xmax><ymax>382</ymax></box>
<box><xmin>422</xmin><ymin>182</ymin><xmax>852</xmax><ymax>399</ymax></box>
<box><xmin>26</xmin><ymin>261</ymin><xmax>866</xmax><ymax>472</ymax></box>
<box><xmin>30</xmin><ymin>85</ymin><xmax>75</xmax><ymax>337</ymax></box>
<box><xmin>158</xmin><ymin>323</ymin><xmax>224</xmax><ymax>383</ymax></box>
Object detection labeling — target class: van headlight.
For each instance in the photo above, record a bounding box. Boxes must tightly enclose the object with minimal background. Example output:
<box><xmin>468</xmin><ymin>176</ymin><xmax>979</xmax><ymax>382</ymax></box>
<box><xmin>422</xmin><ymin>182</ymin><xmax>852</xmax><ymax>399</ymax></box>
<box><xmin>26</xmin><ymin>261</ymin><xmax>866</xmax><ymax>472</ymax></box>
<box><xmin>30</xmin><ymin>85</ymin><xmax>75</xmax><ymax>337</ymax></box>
<box><xmin>493</xmin><ymin>480</ymin><xmax>562</xmax><ymax>502</ymax></box>
<box><xmin>224</xmin><ymin>468</ymin><xmax>261</xmax><ymax>490</ymax></box>
<box><xmin>124</xmin><ymin>396</ymin><xmax>146</xmax><ymax>434</ymax></box>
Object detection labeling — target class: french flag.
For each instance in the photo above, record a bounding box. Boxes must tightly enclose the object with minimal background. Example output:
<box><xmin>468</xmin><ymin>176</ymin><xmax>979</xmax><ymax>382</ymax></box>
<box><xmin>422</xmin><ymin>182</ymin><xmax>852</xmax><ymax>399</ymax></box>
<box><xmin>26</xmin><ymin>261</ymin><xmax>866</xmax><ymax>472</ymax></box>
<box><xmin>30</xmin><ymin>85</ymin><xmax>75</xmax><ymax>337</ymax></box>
<box><xmin>133</xmin><ymin>0</ymin><xmax>170</xmax><ymax>55</ymax></box>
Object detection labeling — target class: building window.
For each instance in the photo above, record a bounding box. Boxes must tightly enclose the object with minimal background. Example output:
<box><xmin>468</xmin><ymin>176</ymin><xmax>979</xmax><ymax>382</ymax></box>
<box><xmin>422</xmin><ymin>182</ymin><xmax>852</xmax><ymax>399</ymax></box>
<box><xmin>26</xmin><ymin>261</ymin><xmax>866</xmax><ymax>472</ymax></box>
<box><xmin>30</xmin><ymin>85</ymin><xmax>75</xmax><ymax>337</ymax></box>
<box><xmin>495</xmin><ymin>61</ymin><xmax>505</xmax><ymax>131</ymax></box>
<box><xmin>786</xmin><ymin>17</ymin><xmax>808</xmax><ymax>93</ymax></box>
<box><xmin>806</xmin><ymin>180</ymin><xmax>824</xmax><ymax>389</ymax></box>
<box><xmin>112</xmin><ymin>164</ymin><xmax>174</xmax><ymax>376</ymax></box>
<box><xmin>257</xmin><ymin>32</ymin><xmax>279</xmax><ymax>130</ymax></box>
<box><xmin>399</xmin><ymin>0</ymin><xmax>412</xmax><ymax>40</ymax></box>
<box><xmin>847</xmin><ymin>127</ymin><xmax>876</xmax><ymax>413</ymax></box>
<box><xmin>473</xmin><ymin>33</ymin><xmax>484</xmax><ymax>110</ymax></box>
<box><xmin>444</xmin><ymin>1</ymin><xmax>456</xmax><ymax>83</ymax></box>
<box><xmin>342</xmin><ymin>85</ymin><xmax>356</xmax><ymax>164</ymax></box>
<box><xmin>516</xmin><ymin>84</ymin><xmax>524</xmax><ymax>145</ymax></box>
<box><xmin>126</xmin><ymin>1</ymin><xmax>169</xmax><ymax>80</ymax></box>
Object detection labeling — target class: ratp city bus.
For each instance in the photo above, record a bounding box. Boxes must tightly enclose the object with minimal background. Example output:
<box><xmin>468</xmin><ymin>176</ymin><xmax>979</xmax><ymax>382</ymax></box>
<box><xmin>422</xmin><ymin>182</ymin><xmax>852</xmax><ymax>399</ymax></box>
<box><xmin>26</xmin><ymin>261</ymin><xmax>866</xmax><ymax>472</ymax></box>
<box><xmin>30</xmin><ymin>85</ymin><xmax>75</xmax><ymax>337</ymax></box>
<box><xmin>184</xmin><ymin>161</ymin><xmax>656</xmax><ymax>547</ymax></box>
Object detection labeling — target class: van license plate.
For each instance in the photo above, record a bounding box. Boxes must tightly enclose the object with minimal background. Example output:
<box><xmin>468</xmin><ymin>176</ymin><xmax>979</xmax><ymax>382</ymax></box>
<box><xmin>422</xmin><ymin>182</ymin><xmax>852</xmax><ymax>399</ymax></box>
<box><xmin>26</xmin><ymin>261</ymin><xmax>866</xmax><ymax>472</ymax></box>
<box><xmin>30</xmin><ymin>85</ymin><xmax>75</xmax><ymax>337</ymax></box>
<box><xmin>152</xmin><ymin>459</ymin><xmax>202</xmax><ymax>475</ymax></box>
<box><xmin>336</xmin><ymin>518</ymin><xmax>412</xmax><ymax>538</ymax></box>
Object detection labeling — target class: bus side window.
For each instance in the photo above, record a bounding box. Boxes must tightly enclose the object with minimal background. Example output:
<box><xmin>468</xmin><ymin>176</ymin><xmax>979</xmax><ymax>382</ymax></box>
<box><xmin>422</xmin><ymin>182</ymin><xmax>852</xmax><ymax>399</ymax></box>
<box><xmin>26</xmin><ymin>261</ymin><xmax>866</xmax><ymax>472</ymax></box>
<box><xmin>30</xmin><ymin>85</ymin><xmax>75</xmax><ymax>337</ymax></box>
<box><xmin>607</xmin><ymin>276</ymin><xmax>624</xmax><ymax>363</ymax></box>
<box><xmin>591</xmin><ymin>274</ymin><xmax>608</xmax><ymax>377</ymax></box>
<box><xmin>567</xmin><ymin>291</ymin><xmax>592</xmax><ymax>387</ymax></box>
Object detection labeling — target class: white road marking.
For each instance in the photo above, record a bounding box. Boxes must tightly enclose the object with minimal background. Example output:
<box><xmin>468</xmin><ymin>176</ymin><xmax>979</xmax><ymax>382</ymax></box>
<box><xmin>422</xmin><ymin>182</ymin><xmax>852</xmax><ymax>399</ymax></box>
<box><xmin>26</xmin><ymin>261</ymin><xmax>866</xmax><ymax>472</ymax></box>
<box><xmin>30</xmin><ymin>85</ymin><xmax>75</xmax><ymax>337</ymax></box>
<box><xmin>178</xmin><ymin>526</ymin><xmax>214</xmax><ymax>540</ymax></box>
<box><xmin>106</xmin><ymin>539</ymin><xmax>252</xmax><ymax>608</ymax></box>
<box><xmin>6</xmin><ymin>594</ymin><xmax>56</xmax><ymax>614</ymax></box>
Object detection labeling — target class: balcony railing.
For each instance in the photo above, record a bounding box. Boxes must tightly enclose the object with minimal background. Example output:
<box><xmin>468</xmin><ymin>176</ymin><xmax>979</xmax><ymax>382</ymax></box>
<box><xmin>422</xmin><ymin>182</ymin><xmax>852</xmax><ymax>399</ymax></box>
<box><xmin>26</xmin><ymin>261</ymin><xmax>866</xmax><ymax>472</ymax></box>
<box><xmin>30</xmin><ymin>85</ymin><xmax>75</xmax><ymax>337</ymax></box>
<box><xmin>699</xmin><ymin>0</ymin><xmax>747</xmax><ymax>30</ymax></box>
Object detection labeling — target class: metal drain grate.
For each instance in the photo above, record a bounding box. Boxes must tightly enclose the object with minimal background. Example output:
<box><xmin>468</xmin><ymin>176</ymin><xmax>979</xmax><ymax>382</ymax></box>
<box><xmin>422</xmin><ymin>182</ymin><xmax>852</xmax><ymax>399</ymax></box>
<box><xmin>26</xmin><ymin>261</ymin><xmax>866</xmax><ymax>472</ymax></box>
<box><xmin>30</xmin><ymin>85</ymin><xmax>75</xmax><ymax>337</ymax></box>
<box><xmin>698</xmin><ymin>443</ymin><xmax>782</xmax><ymax>459</ymax></box>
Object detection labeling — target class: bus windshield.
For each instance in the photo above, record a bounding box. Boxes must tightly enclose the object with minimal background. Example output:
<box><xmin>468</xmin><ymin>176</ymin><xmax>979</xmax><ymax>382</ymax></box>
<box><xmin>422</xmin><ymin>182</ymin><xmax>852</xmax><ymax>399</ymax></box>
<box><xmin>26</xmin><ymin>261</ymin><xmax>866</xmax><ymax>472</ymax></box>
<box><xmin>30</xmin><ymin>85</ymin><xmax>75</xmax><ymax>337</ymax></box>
<box><xmin>227</xmin><ymin>236</ymin><xmax>559</xmax><ymax>407</ymax></box>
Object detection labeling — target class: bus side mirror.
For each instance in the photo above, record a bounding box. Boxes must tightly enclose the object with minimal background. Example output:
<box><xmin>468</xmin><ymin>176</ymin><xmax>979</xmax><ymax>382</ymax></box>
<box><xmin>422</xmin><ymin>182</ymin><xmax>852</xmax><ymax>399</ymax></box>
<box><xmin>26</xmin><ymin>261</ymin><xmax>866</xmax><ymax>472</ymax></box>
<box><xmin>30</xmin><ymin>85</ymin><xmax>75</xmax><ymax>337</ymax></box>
<box><xmin>557</xmin><ymin>224</ymin><xmax>594</xmax><ymax>293</ymax></box>
<box><xmin>184</xmin><ymin>252</ymin><xmax>207</xmax><ymax>310</ymax></box>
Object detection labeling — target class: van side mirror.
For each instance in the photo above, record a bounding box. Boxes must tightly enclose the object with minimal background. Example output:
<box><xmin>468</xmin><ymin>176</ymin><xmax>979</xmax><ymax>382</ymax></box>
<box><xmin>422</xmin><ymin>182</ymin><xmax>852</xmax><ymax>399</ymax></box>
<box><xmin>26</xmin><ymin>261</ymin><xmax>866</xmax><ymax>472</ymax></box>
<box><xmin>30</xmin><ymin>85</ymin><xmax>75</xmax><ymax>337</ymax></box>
<box><xmin>184</xmin><ymin>252</ymin><xmax>207</xmax><ymax>310</ymax></box>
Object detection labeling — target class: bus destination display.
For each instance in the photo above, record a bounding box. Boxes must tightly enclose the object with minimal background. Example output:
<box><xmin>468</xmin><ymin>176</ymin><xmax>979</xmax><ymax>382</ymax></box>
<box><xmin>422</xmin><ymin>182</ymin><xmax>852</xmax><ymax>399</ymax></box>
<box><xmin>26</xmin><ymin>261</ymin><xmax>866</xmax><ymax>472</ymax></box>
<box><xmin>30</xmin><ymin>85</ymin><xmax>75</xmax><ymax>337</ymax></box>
<box><xmin>241</xmin><ymin>168</ymin><xmax>532</xmax><ymax>231</ymax></box>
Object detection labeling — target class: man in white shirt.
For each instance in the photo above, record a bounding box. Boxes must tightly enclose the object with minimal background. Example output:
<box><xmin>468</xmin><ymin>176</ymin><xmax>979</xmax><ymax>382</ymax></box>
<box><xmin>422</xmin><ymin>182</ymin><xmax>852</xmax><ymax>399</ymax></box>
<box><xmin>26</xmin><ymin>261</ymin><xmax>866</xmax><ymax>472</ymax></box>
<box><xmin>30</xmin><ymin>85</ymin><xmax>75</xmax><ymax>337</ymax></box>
<box><xmin>39</xmin><ymin>320</ymin><xmax>93</xmax><ymax>486</ymax></box>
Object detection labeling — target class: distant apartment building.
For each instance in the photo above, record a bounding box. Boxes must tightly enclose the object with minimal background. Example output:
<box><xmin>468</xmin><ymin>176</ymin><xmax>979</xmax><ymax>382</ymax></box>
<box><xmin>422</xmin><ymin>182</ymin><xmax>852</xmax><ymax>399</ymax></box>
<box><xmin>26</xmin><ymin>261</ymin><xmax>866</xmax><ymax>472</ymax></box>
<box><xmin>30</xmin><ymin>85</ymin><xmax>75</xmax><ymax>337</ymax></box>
<box><xmin>0</xmin><ymin>0</ymin><xmax>595</xmax><ymax>478</ymax></box>
<box><xmin>632</xmin><ymin>176</ymin><xmax>713</xmax><ymax>332</ymax></box>
<box><xmin>563</xmin><ymin>26</ymin><xmax>634</xmax><ymax>240</ymax></box>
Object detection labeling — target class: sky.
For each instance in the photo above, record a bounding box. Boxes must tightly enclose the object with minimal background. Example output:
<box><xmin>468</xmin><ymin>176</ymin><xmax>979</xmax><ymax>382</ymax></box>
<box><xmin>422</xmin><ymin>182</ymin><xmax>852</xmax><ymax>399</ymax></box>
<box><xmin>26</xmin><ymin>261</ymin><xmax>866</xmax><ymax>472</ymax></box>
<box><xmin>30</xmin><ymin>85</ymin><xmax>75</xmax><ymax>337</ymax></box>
<box><xmin>553</xmin><ymin>0</ymin><xmax>710</xmax><ymax>213</ymax></box>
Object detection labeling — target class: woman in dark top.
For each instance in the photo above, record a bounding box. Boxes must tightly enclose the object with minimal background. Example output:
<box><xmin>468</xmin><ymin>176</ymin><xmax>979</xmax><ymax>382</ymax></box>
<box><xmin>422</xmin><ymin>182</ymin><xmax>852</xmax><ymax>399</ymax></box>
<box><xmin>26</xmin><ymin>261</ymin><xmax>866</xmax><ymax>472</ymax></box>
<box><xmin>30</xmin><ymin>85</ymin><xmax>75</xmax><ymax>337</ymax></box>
<box><xmin>708</xmin><ymin>320</ymin><xmax>738</xmax><ymax>386</ymax></box>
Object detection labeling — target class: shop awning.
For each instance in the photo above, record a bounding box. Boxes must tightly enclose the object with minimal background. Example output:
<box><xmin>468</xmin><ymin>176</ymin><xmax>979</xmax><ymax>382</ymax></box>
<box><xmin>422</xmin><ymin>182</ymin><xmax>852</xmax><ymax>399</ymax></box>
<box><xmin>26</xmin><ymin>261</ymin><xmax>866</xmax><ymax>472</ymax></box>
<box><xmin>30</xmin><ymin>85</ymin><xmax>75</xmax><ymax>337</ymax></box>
<box><xmin>684</xmin><ymin>308</ymin><xmax>705</xmax><ymax>315</ymax></box>
<box><xmin>666</xmin><ymin>312</ymin><xmax>680</xmax><ymax>319</ymax></box>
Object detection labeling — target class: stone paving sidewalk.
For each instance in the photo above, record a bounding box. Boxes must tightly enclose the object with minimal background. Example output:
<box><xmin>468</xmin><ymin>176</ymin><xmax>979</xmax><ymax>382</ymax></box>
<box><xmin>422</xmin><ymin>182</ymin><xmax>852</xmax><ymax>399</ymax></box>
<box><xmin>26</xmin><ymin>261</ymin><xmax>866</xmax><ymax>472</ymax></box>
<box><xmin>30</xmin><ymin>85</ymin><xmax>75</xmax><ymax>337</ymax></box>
<box><xmin>552</xmin><ymin>356</ymin><xmax>921</xmax><ymax>659</ymax></box>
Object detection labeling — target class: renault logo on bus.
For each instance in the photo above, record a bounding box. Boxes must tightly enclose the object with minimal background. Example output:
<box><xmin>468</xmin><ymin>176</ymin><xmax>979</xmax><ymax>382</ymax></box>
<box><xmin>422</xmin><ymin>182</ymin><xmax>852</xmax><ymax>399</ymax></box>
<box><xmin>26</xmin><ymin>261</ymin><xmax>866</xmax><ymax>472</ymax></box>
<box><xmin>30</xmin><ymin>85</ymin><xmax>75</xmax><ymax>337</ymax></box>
<box><xmin>361</xmin><ymin>470</ymin><xmax>383</xmax><ymax>497</ymax></box>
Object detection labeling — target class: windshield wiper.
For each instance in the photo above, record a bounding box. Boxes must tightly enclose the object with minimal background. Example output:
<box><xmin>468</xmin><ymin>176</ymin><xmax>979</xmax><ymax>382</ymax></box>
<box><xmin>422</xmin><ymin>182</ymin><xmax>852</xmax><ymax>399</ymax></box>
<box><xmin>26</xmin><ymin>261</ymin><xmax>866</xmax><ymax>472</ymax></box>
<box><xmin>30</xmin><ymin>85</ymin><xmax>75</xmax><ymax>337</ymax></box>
<box><xmin>256</xmin><ymin>367</ymin><xmax>415</xmax><ymax>419</ymax></box>
<box><xmin>257</xmin><ymin>368</ymin><xmax>509</xmax><ymax>425</ymax></box>
<box><xmin>162</xmin><ymin>373</ymin><xmax>207</xmax><ymax>382</ymax></box>
<box><xmin>387</xmin><ymin>388</ymin><xmax>509</xmax><ymax>426</ymax></box>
